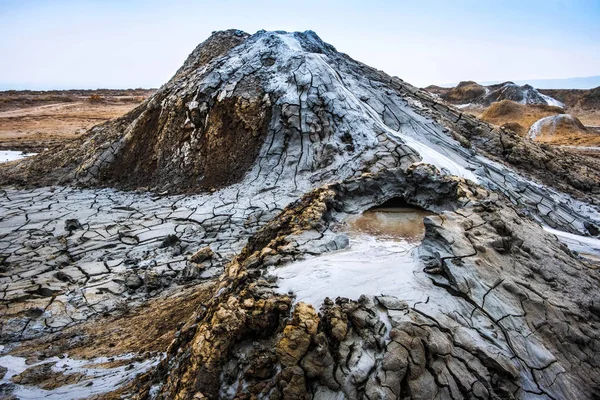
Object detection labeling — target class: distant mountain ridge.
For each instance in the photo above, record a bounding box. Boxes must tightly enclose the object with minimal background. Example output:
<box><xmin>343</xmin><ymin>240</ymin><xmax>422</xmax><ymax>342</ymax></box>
<box><xmin>436</xmin><ymin>75</ymin><xmax>600</xmax><ymax>90</ymax></box>
<box><xmin>425</xmin><ymin>81</ymin><xmax>564</xmax><ymax>107</ymax></box>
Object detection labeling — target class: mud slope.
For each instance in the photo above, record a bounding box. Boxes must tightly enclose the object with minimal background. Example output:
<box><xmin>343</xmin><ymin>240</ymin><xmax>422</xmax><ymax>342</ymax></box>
<box><xmin>1</xmin><ymin>30</ymin><xmax>600</xmax><ymax>399</ymax></box>
<box><xmin>539</xmin><ymin>87</ymin><xmax>600</xmax><ymax>127</ymax></box>
<box><xmin>479</xmin><ymin>99</ymin><xmax>599</xmax><ymax>146</ymax></box>
<box><xmin>540</xmin><ymin>87</ymin><xmax>600</xmax><ymax>111</ymax></box>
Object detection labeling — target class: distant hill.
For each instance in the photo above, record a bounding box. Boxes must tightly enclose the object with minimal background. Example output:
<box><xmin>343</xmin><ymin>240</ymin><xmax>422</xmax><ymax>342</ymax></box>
<box><xmin>436</xmin><ymin>76</ymin><xmax>600</xmax><ymax>90</ymax></box>
<box><xmin>490</xmin><ymin>76</ymin><xmax>600</xmax><ymax>90</ymax></box>
<box><xmin>539</xmin><ymin>87</ymin><xmax>600</xmax><ymax>111</ymax></box>
<box><xmin>424</xmin><ymin>81</ymin><xmax>564</xmax><ymax>107</ymax></box>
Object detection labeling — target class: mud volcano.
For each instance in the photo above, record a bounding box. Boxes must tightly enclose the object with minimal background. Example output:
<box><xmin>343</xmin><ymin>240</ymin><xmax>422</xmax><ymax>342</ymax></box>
<box><xmin>1</xmin><ymin>30</ymin><xmax>600</xmax><ymax>399</ymax></box>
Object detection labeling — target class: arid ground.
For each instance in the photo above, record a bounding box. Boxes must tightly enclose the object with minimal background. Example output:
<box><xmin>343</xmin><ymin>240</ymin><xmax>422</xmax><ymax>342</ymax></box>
<box><xmin>0</xmin><ymin>89</ymin><xmax>154</xmax><ymax>152</ymax></box>
<box><xmin>425</xmin><ymin>83</ymin><xmax>600</xmax><ymax>155</ymax></box>
<box><xmin>1</xmin><ymin>37</ymin><xmax>600</xmax><ymax>398</ymax></box>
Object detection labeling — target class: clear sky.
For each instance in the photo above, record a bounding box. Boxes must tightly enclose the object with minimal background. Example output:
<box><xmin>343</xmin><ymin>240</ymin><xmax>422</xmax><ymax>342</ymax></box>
<box><xmin>1</xmin><ymin>0</ymin><xmax>599</xmax><ymax>89</ymax></box>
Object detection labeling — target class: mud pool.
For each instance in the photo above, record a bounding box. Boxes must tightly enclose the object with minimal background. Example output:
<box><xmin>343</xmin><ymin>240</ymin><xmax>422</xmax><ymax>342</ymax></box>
<box><xmin>346</xmin><ymin>207</ymin><xmax>432</xmax><ymax>242</ymax></box>
<box><xmin>270</xmin><ymin>207</ymin><xmax>433</xmax><ymax>306</ymax></box>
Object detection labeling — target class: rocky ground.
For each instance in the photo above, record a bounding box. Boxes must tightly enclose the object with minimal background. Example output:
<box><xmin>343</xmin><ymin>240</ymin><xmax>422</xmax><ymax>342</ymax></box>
<box><xmin>0</xmin><ymin>29</ymin><xmax>600</xmax><ymax>399</ymax></box>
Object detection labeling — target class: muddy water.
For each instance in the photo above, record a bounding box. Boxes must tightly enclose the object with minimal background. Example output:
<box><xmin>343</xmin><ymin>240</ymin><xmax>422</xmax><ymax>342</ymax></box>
<box><xmin>346</xmin><ymin>207</ymin><xmax>432</xmax><ymax>242</ymax></box>
<box><xmin>0</xmin><ymin>150</ymin><xmax>36</xmax><ymax>163</ymax></box>
<box><xmin>270</xmin><ymin>207</ymin><xmax>434</xmax><ymax>306</ymax></box>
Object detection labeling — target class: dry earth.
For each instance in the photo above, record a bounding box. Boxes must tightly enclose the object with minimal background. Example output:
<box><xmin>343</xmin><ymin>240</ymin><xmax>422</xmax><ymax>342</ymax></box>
<box><xmin>0</xmin><ymin>90</ymin><xmax>154</xmax><ymax>152</ymax></box>
<box><xmin>1</xmin><ymin>30</ymin><xmax>600</xmax><ymax>400</ymax></box>
<box><xmin>540</xmin><ymin>87</ymin><xmax>600</xmax><ymax>126</ymax></box>
<box><xmin>424</xmin><ymin>83</ymin><xmax>600</xmax><ymax>151</ymax></box>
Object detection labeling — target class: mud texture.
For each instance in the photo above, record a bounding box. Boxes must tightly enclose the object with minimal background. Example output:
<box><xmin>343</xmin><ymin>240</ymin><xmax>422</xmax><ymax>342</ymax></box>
<box><xmin>1</xmin><ymin>30</ymin><xmax>600</xmax><ymax>399</ymax></box>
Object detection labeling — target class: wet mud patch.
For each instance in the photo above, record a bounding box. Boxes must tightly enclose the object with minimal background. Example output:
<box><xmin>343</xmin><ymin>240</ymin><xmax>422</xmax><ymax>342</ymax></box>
<box><xmin>0</xmin><ymin>150</ymin><xmax>36</xmax><ymax>164</ymax></box>
<box><xmin>270</xmin><ymin>204</ymin><xmax>435</xmax><ymax>306</ymax></box>
<box><xmin>0</xmin><ymin>351</ymin><xmax>162</xmax><ymax>400</ymax></box>
<box><xmin>0</xmin><ymin>282</ymin><xmax>215</xmax><ymax>399</ymax></box>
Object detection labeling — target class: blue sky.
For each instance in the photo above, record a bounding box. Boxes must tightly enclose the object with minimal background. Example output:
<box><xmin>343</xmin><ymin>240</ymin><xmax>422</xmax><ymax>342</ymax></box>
<box><xmin>1</xmin><ymin>0</ymin><xmax>599</xmax><ymax>89</ymax></box>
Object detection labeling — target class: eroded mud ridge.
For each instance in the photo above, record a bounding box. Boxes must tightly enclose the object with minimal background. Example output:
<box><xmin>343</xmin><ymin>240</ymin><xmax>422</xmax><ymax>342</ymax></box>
<box><xmin>1</xmin><ymin>29</ymin><xmax>600</xmax><ymax>399</ymax></box>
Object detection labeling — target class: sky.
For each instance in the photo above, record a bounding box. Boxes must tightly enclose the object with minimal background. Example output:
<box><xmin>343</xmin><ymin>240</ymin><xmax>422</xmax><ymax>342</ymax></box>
<box><xmin>0</xmin><ymin>0</ymin><xmax>599</xmax><ymax>89</ymax></box>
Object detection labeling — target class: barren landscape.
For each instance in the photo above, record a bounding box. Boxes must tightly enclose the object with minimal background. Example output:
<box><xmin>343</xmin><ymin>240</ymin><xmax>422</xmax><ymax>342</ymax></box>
<box><xmin>1</xmin><ymin>29</ymin><xmax>600</xmax><ymax>400</ymax></box>
<box><xmin>0</xmin><ymin>90</ymin><xmax>154</xmax><ymax>153</ymax></box>
<box><xmin>426</xmin><ymin>82</ymin><xmax>600</xmax><ymax>151</ymax></box>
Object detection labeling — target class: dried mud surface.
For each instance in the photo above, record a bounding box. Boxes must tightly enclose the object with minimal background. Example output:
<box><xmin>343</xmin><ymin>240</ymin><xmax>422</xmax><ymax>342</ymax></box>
<box><xmin>1</xmin><ymin>30</ymin><xmax>600</xmax><ymax>399</ymax></box>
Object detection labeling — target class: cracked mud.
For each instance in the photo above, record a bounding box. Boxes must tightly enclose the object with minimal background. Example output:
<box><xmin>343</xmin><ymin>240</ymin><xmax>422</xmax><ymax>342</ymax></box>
<box><xmin>1</xmin><ymin>29</ymin><xmax>600</xmax><ymax>399</ymax></box>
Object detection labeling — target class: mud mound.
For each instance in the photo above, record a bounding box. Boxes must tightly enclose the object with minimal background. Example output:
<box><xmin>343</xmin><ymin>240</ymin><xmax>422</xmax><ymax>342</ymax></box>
<box><xmin>528</xmin><ymin>113</ymin><xmax>600</xmax><ymax>145</ymax></box>
<box><xmin>480</xmin><ymin>100</ymin><xmax>562</xmax><ymax>134</ymax></box>
<box><xmin>481</xmin><ymin>98</ymin><xmax>562</xmax><ymax>121</ymax></box>
<box><xmin>482</xmin><ymin>99</ymin><xmax>562</xmax><ymax>119</ymax></box>
<box><xmin>1</xmin><ymin>33</ymin><xmax>598</xmax><ymax>201</ymax></box>
<box><xmin>142</xmin><ymin>166</ymin><xmax>600</xmax><ymax>400</ymax></box>
<box><xmin>0</xmin><ymin>30</ymin><xmax>412</xmax><ymax>192</ymax></box>
<box><xmin>481</xmin><ymin>98</ymin><xmax>525</xmax><ymax>119</ymax></box>
<box><xmin>541</xmin><ymin>86</ymin><xmax>600</xmax><ymax>110</ymax></box>
<box><xmin>422</xmin><ymin>84</ymin><xmax>450</xmax><ymax>97</ymax></box>
<box><xmin>3</xmin><ymin>29</ymin><xmax>600</xmax><ymax>400</ymax></box>
<box><xmin>173</xmin><ymin>29</ymin><xmax>250</xmax><ymax>80</ymax></box>
<box><xmin>539</xmin><ymin>87</ymin><xmax>600</xmax><ymax>127</ymax></box>
<box><xmin>441</xmin><ymin>80</ymin><xmax>486</xmax><ymax>103</ymax></box>
<box><xmin>529</xmin><ymin>113</ymin><xmax>587</xmax><ymax>139</ymax></box>
<box><xmin>428</xmin><ymin>81</ymin><xmax>564</xmax><ymax>108</ymax></box>
<box><xmin>480</xmin><ymin>100</ymin><xmax>600</xmax><ymax>146</ymax></box>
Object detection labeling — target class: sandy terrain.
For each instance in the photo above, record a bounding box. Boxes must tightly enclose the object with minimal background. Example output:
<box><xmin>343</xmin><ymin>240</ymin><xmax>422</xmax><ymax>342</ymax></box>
<box><xmin>0</xmin><ymin>90</ymin><xmax>153</xmax><ymax>151</ymax></box>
